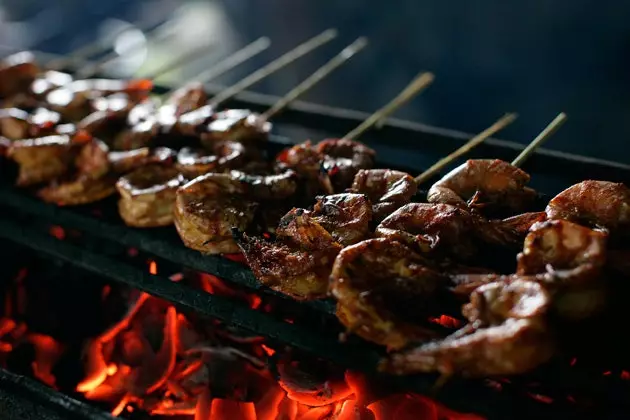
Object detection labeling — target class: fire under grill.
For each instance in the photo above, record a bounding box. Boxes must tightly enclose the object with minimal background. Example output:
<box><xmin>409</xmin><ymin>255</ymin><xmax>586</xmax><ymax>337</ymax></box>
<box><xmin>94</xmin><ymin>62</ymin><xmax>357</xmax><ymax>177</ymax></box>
<box><xmin>2</xmin><ymin>76</ymin><xmax>630</xmax><ymax>420</ymax></box>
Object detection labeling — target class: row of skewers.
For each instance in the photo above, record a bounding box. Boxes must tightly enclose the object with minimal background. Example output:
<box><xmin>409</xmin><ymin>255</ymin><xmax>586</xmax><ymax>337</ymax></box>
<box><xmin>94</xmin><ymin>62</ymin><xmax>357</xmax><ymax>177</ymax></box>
<box><xmin>2</xmin><ymin>28</ymin><xmax>628</xmax><ymax>380</ymax></box>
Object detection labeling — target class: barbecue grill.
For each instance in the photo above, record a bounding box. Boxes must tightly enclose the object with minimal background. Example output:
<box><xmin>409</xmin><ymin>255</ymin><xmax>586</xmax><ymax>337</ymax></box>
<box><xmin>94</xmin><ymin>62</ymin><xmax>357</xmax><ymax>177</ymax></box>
<box><xmin>2</xmin><ymin>39</ymin><xmax>630</xmax><ymax>420</ymax></box>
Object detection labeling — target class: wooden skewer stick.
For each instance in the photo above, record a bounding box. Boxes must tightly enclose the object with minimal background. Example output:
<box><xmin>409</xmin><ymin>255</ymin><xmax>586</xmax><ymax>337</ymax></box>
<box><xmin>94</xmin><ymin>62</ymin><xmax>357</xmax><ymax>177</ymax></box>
<box><xmin>155</xmin><ymin>37</ymin><xmax>272</xmax><ymax>99</ymax></box>
<box><xmin>208</xmin><ymin>29</ymin><xmax>338</xmax><ymax>108</ymax></box>
<box><xmin>187</xmin><ymin>37</ymin><xmax>271</xmax><ymax>85</ymax></box>
<box><xmin>414</xmin><ymin>113</ymin><xmax>518</xmax><ymax>184</ymax></box>
<box><xmin>343</xmin><ymin>71</ymin><xmax>435</xmax><ymax>141</ymax></box>
<box><xmin>46</xmin><ymin>19</ymin><xmax>164</xmax><ymax>71</ymax></box>
<box><xmin>76</xmin><ymin>24</ymin><xmax>191</xmax><ymax>79</ymax></box>
<box><xmin>511</xmin><ymin>112</ymin><xmax>567</xmax><ymax>167</ymax></box>
<box><xmin>261</xmin><ymin>37</ymin><xmax>368</xmax><ymax>120</ymax></box>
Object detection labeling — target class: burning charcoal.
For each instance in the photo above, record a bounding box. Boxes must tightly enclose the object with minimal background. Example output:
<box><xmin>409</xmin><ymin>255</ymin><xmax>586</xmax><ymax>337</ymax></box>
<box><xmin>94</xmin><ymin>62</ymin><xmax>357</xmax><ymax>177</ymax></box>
<box><xmin>276</xmin><ymin>354</ymin><xmax>352</xmax><ymax>406</ymax></box>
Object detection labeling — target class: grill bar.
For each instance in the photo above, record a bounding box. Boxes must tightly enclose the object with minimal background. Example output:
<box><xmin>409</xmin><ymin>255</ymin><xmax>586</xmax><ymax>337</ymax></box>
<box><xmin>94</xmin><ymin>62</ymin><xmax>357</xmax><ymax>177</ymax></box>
<box><xmin>0</xmin><ymin>185</ymin><xmax>336</xmax><ymax>315</ymax></box>
<box><xmin>0</xmin><ymin>209</ymin><xmax>591</xmax><ymax>419</ymax></box>
<box><xmin>0</xmin><ymin>369</ymin><xmax>116</xmax><ymax>420</ymax></box>
<box><xmin>0</xmin><ymin>218</ymin><xmax>370</xmax><ymax>369</ymax></box>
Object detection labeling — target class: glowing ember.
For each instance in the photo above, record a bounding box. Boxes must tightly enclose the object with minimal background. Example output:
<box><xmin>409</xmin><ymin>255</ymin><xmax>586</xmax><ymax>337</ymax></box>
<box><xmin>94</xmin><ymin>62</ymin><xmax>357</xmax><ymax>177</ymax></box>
<box><xmin>1</xmin><ymin>268</ymin><xmax>489</xmax><ymax>420</ymax></box>
<box><xmin>48</xmin><ymin>225</ymin><xmax>66</xmax><ymax>240</ymax></box>
<box><xmin>261</xmin><ymin>345</ymin><xmax>275</xmax><ymax>357</ymax></box>
<box><xmin>428</xmin><ymin>315</ymin><xmax>461</xmax><ymax>329</ymax></box>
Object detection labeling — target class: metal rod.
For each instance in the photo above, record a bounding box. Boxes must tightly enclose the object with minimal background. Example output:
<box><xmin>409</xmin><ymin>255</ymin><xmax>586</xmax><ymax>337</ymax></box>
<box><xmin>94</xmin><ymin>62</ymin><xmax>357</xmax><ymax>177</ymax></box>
<box><xmin>415</xmin><ymin>113</ymin><xmax>518</xmax><ymax>184</ymax></box>
<box><xmin>344</xmin><ymin>71</ymin><xmax>434</xmax><ymax>140</ymax></box>
<box><xmin>261</xmin><ymin>37</ymin><xmax>368</xmax><ymax>120</ymax></box>
<box><xmin>511</xmin><ymin>112</ymin><xmax>567</xmax><ymax>167</ymax></box>
<box><xmin>46</xmin><ymin>19</ymin><xmax>164</xmax><ymax>71</ymax></box>
<box><xmin>208</xmin><ymin>29</ymin><xmax>338</xmax><ymax>108</ymax></box>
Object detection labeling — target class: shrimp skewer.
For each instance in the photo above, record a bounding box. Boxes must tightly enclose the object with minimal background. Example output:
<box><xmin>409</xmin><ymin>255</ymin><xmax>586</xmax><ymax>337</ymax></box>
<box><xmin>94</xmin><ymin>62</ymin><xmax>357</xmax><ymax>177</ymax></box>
<box><xmin>425</xmin><ymin>113</ymin><xmax>567</xmax><ymax>214</ymax></box>
<box><xmin>380</xmin><ymin>279</ymin><xmax>555</xmax><ymax>377</ymax></box>
<box><xmin>125</xmin><ymin>37</ymin><xmax>363</xmax><ymax>229</ymax></box>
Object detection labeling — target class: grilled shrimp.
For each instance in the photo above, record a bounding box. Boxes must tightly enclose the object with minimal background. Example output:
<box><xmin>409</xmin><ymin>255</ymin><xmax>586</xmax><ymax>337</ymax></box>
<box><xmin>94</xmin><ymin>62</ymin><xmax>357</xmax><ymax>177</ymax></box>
<box><xmin>380</xmin><ymin>279</ymin><xmax>555</xmax><ymax>376</ymax></box>
<box><xmin>453</xmin><ymin>219</ymin><xmax>608</xmax><ymax>319</ymax></box>
<box><xmin>349</xmin><ymin>169</ymin><xmax>417</xmax><ymax>222</ymax></box>
<box><xmin>45</xmin><ymin>79</ymin><xmax>153</xmax><ymax>121</ymax></box>
<box><xmin>0</xmin><ymin>51</ymin><xmax>39</xmax><ymax>99</ymax></box>
<box><xmin>6</xmin><ymin>132</ymin><xmax>89</xmax><ymax>186</ymax></box>
<box><xmin>376</xmin><ymin>203</ymin><xmax>540</xmax><ymax>263</ymax></box>
<box><xmin>330</xmin><ymin>238</ymin><xmax>451</xmax><ymax>350</ymax></box>
<box><xmin>175</xmin><ymin>141</ymin><xmax>248</xmax><ymax>179</ymax></box>
<box><xmin>276</xmin><ymin>141</ymin><xmax>334</xmax><ymax>197</ymax></box>
<box><xmin>517</xmin><ymin>219</ymin><xmax>608</xmax><ymax>319</ymax></box>
<box><xmin>117</xmin><ymin>164</ymin><xmax>186</xmax><ymax>227</ymax></box>
<box><xmin>200</xmin><ymin>109</ymin><xmax>271</xmax><ymax>148</ymax></box>
<box><xmin>0</xmin><ymin>107</ymin><xmax>61</xmax><ymax>141</ymax></box>
<box><xmin>317</xmin><ymin>138</ymin><xmax>376</xmax><ymax>192</ymax></box>
<box><xmin>310</xmin><ymin>193</ymin><xmax>372</xmax><ymax>246</ymax></box>
<box><xmin>31</xmin><ymin>70</ymin><xmax>73</xmax><ymax>97</ymax></box>
<box><xmin>174</xmin><ymin>169</ymin><xmax>297</xmax><ymax>254</ymax></box>
<box><xmin>36</xmin><ymin>140</ymin><xmax>174</xmax><ymax>207</ymax></box>
<box><xmin>160</xmin><ymin>81</ymin><xmax>208</xmax><ymax>117</ymax></box>
<box><xmin>546</xmin><ymin>180</ymin><xmax>630</xmax><ymax>233</ymax></box>
<box><xmin>427</xmin><ymin>159</ymin><xmax>536</xmax><ymax>214</ymax></box>
<box><xmin>235</xmin><ymin>208</ymin><xmax>343</xmax><ymax>300</ymax></box>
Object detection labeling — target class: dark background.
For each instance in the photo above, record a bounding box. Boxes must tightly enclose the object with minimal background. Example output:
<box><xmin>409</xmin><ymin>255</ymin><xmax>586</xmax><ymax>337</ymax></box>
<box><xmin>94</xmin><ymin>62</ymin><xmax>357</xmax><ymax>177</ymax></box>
<box><xmin>2</xmin><ymin>0</ymin><xmax>629</xmax><ymax>163</ymax></box>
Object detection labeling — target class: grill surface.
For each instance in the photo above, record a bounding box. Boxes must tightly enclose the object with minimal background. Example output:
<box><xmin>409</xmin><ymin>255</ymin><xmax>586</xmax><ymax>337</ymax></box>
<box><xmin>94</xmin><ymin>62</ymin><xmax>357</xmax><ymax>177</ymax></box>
<box><xmin>1</xmin><ymin>84</ymin><xmax>630</xmax><ymax>420</ymax></box>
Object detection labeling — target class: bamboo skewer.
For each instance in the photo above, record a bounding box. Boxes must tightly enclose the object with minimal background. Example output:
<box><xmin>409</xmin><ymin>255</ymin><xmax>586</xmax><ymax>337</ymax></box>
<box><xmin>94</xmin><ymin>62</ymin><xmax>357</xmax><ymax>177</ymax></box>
<box><xmin>75</xmin><ymin>24</ymin><xmax>187</xmax><ymax>79</ymax></box>
<box><xmin>186</xmin><ymin>37</ymin><xmax>271</xmax><ymax>86</ymax></box>
<box><xmin>343</xmin><ymin>71</ymin><xmax>435</xmax><ymax>141</ymax></box>
<box><xmin>46</xmin><ymin>20</ymin><xmax>164</xmax><ymax>71</ymax></box>
<box><xmin>414</xmin><ymin>113</ymin><xmax>518</xmax><ymax>184</ymax></box>
<box><xmin>152</xmin><ymin>38</ymin><xmax>271</xmax><ymax>99</ymax></box>
<box><xmin>261</xmin><ymin>37</ymin><xmax>368</xmax><ymax>120</ymax></box>
<box><xmin>511</xmin><ymin>112</ymin><xmax>567</xmax><ymax>167</ymax></box>
<box><xmin>208</xmin><ymin>29</ymin><xmax>338</xmax><ymax>108</ymax></box>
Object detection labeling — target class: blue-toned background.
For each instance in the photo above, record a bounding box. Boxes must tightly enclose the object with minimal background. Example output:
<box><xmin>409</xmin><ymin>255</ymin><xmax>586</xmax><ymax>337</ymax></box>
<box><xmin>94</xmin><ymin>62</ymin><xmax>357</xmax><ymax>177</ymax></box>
<box><xmin>2</xmin><ymin>0</ymin><xmax>629</xmax><ymax>162</ymax></box>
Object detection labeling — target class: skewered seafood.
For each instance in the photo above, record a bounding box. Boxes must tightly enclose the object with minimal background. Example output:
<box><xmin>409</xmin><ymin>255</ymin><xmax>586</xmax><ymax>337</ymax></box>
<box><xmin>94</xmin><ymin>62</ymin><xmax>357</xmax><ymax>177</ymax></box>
<box><xmin>427</xmin><ymin>159</ymin><xmax>536</xmax><ymax>214</ymax></box>
<box><xmin>235</xmin><ymin>208</ymin><xmax>343</xmax><ymax>299</ymax></box>
<box><xmin>6</xmin><ymin>130</ymin><xmax>90</xmax><ymax>186</ymax></box>
<box><xmin>199</xmin><ymin>109</ymin><xmax>271</xmax><ymax>148</ymax></box>
<box><xmin>310</xmin><ymin>193</ymin><xmax>372</xmax><ymax>246</ymax></box>
<box><xmin>276</xmin><ymin>140</ymin><xmax>334</xmax><ymax>197</ymax></box>
<box><xmin>349</xmin><ymin>169</ymin><xmax>417</xmax><ymax>222</ymax></box>
<box><xmin>45</xmin><ymin>78</ymin><xmax>153</xmax><ymax>121</ymax></box>
<box><xmin>37</xmin><ymin>139</ymin><xmax>175</xmax><ymax>206</ymax></box>
<box><xmin>317</xmin><ymin>138</ymin><xmax>376</xmax><ymax>192</ymax></box>
<box><xmin>175</xmin><ymin>141</ymin><xmax>248</xmax><ymax>179</ymax></box>
<box><xmin>376</xmin><ymin>203</ymin><xmax>543</xmax><ymax>262</ymax></box>
<box><xmin>452</xmin><ymin>220</ymin><xmax>608</xmax><ymax>320</ymax></box>
<box><xmin>546</xmin><ymin>180</ymin><xmax>630</xmax><ymax>233</ymax></box>
<box><xmin>330</xmin><ymin>238</ymin><xmax>449</xmax><ymax>350</ymax></box>
<box><xmin>380</xmin><ymin>279</ymin><xmax>555</xmax><ymax>376</ymax></box>
<box><xmin>117</xmin><ymin>164</ymin><xmax>186</xmax><ymax>227</ymax></box>
<box><xmin>0</xmin><ymin>107</ymin><xmax>61</xmax><ymax>141</ymax></box>
<box><xmin>0</xmin><ymin>52</ymin><xmax>40</xmax><ymax>99</ymax></box>
<box><xmin>174</xmin><ymin>169</ymin><xmax>298</xmax><ymax>254</ymax></box>
<box><xmin>517</xmin><ymin>219</ymin><xmax>609</xmax><ymax>319</ymax></box>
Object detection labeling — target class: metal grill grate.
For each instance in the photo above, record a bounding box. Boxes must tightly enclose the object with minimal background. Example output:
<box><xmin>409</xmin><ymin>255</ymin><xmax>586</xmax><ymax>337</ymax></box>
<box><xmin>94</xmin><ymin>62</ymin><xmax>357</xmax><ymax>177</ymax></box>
<box><xmin>2</xmin><ymin>60</ymin><xmax>630</xmax><ymax>419</ymax></box>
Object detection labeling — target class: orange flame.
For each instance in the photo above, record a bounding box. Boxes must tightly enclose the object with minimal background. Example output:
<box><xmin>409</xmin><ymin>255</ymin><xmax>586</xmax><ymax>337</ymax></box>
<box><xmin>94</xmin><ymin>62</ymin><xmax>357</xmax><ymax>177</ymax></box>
<box><xmin>76</xmin><ymin>339</ymin><xmax>108</xmax><ymax>393</ymax></box>
<box><xmin>261</xmin><ymin>345</ymin><xmax>275</xmax><ymax>357</ymax></box>
<box><xmin>209</xmin><ymin>399</ymin><xmax>257</xmax><ymax>420</ymax></box>
<box><xmin>255</xmin><ymin>386</ymin><xmax>285</xmax><ymax>420</ymax></box>
<box><xmin>145</xmin><ymin>307</ymin><xmax>178</xmax><ymax>394</ymax></box>
<box><xmin>149</xmin><ymin>260</ymin><xmax>158</xmax><ymax>275</ymax></box>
